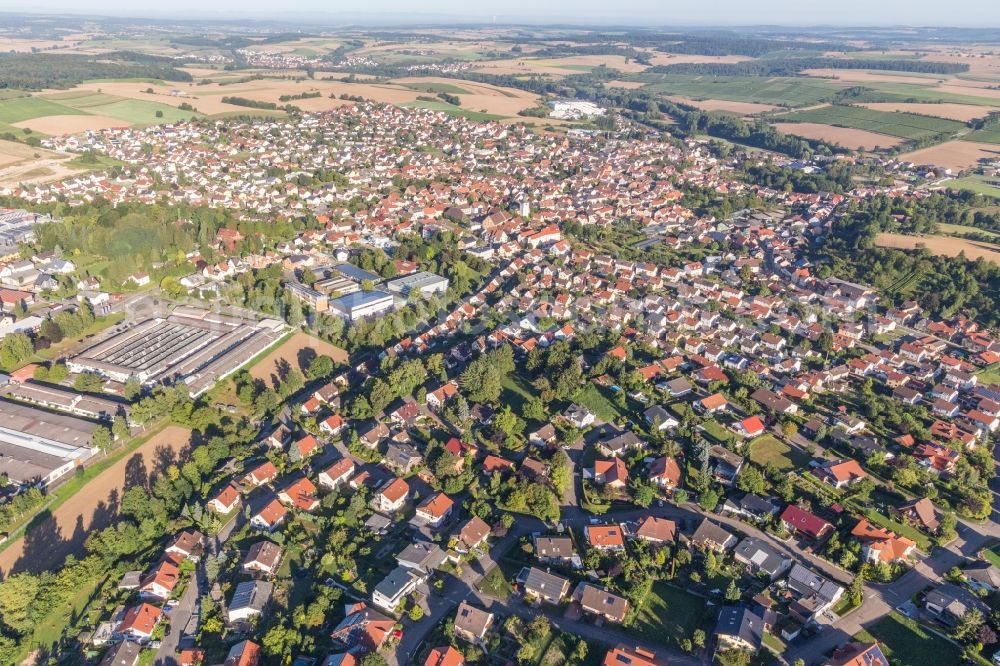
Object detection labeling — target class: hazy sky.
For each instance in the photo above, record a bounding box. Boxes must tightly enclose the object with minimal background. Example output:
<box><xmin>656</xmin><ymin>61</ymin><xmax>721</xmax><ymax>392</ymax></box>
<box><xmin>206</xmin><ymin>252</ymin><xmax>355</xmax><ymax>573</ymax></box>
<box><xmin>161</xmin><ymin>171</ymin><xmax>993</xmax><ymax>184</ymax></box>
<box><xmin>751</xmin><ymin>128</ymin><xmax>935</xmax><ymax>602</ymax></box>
<box><xmin>12</xmin><ymin>0</ymin><xmax>1000</xmax><ymax>26</ymax></box>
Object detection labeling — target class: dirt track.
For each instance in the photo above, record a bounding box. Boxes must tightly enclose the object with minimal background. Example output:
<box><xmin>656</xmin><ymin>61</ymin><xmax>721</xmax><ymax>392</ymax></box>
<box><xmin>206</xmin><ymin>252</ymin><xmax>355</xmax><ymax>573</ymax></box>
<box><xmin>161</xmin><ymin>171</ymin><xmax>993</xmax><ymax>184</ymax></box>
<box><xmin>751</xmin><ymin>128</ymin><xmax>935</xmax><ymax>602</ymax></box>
<box><xmin>0</xmin><ymin>425</ymin><xmax>192</xmax><ymax>577</ymax></box>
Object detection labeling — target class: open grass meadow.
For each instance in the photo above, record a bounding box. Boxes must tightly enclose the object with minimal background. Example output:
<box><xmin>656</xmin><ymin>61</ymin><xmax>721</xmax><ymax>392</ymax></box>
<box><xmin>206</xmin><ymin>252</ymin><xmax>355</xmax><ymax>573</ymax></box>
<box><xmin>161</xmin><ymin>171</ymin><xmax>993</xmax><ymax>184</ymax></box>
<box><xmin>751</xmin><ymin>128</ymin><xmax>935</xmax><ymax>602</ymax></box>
<box><xmin>948</xmin><ymin>176</ymin><xmax>1000</xmax><ymax>198</ymax></box>
<box><xmin>637</xmin><ymin>74</ymin><xmax>843</xmax><ymax>107</ymax></box>
<box><xmin>775</xmin><ymin>105</ymin><xmax>966</xmax><ymax>140</ymax></box>
<box><xmin>630</xmin><ymin>581</ymin><xmax>709</xmax><ymax>649</ymax></box>
<box><xmin>748</xmin><ymin>434</ymin><xmax>811</xmax><ymax>471</ymax></box>
<box><xmin>965</xmin><ymin>125</ymin><xmax>1000</xmax><ymax>144</ymax></box>
<box><xmin>854</xmin><ymin>612</ymin><xmax>962</xmax><ymax>666</ymax></box>
<box><xmin>0</xmin><ymin>96</ymin><xmax>89</xmax><ymax>124</ymax></box>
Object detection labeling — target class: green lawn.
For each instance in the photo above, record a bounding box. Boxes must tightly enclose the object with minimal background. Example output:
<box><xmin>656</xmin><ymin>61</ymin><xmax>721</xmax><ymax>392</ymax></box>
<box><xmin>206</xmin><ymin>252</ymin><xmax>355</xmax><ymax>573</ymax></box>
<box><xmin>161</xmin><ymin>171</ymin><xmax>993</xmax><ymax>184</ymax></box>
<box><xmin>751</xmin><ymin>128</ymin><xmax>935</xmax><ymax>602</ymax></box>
<box><xmin>501</xmin><ymin>373</ymin><xmax>538</xmax><ymax>415</ymax></box>
<box><xmin>90</xmin><ymin>99</ymin><xmax>203</xmax><ymax>125</ymax></box>
<box><xmin>478</xmin><ymin>565</ymin><xmax>513</xmax><ymax>601</ymax></box>
<box><xmin>630</xmin><ymin>581</ymin><xmax>708</xmax><ymax>649</ymax></box>
<box><xmin>572</xmin><ymin>383</ymin><xmax>631</xmax><ymax>423</ymax></box>
<box><xmin>854</xmin><ymin>611</ymin><xmax>962</xmax><ymax>666</ymax></box>
<box><xmin>0</xmin><ymin>96</ymin><xmax>88</xmax><ymax>124</ymax></box>
<box><xmin>948</xmin><ymin>176</ymin><xmax>1000</xmax><ymax>199</ymax></box>
<box><xmin>775</xmin><ymin>104</ymin><xmax>965</xmax><ymax>140</ymax></box>
<box><xmin>748</xmin><ymin>434</ymin><xmax>811</xmax><ymax>471</ymax></box>
<box><xmin>982</xmin><ymin>543</ymin><xmax>1000</xmax><ymax>569</ymax></box>
<box><xmin>699</xmin><ymin>419</ymin><xmax>735</xmax><ymax>445</ymax></box>
<box><xmin>977</xmin><ymin>363</ymin><xmax>1000</xmax><ymax>386</ymax></box>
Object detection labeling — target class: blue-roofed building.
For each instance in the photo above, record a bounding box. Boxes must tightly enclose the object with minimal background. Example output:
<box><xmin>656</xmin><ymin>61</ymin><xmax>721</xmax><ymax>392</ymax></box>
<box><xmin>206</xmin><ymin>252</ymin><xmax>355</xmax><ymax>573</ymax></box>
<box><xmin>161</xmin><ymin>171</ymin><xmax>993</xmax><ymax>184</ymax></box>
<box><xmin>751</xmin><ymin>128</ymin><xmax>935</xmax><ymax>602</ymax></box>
<box><xmin>333</xmin><ymin>263</ymin><xmax>382</xmax><ymax>284</ymax></box>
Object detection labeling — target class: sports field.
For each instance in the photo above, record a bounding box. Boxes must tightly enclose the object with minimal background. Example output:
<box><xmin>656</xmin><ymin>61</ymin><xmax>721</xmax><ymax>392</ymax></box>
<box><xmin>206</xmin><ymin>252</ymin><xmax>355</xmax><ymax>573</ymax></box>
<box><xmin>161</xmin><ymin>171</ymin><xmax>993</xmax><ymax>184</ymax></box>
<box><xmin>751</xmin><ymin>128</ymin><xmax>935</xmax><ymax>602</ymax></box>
<box><xmin>775</xmin><ymin>104</ymin><xmax>965</xmax><ymax>140</ymax></box>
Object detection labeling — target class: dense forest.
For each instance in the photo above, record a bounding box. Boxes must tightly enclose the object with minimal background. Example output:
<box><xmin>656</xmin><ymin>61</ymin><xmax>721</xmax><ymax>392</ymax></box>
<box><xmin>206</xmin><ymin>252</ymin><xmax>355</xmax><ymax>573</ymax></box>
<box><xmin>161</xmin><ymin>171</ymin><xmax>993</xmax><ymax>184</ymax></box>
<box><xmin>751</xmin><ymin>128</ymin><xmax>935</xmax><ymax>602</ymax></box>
<box><xmin>0</xmin><ymin>53</ymin><xmax>192</xmax><ymax>90</ymax></box>
<box><xmin>655</xmin><ymin>35</ymin><xmax>855</xmax><ymax>57</ymax></box>
<box><xmin>647</xmin><ymin>57</ymin><xmax>969</xmax><ymax>77</ymax></box>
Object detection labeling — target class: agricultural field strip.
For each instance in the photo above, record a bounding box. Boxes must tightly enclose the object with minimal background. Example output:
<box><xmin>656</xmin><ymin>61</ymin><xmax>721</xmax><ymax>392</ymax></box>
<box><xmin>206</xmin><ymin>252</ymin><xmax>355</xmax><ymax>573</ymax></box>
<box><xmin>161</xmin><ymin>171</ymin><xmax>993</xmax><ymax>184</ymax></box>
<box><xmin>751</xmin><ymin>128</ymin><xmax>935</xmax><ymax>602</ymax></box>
<box><xmin>774</xmin><ymin>105</ymin><xmax>967</xmax><ymax>139</ymax></box>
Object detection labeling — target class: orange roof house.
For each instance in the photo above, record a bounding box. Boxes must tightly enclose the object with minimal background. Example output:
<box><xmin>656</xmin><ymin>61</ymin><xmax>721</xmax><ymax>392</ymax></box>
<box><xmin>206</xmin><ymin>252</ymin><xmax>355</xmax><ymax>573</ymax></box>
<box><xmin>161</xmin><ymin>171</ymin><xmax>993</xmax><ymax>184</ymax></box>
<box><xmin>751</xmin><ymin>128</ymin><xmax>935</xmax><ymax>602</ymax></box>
<box><xmin>586</xmin><ymin>525</ymin><xmax>625</xmax><ymax>550</ymax></box>
<box><xmin>814</xmin><ymin>459</ymin><xmax>866</xmax><ymax>488</ymax></box>
<box><xmin>592</xmin><ymin>458</ymin><xmax>628</xmax><ymax>488</ymax></box>
<box><xmin>425</xmin><ymin>645</ymin><xmax>465</xmax><ymax>666</ymax></box>
<box><xmin>851</xmin><ymin>519</ymin><xmax>916</xmax><ymax>563</ymax></box>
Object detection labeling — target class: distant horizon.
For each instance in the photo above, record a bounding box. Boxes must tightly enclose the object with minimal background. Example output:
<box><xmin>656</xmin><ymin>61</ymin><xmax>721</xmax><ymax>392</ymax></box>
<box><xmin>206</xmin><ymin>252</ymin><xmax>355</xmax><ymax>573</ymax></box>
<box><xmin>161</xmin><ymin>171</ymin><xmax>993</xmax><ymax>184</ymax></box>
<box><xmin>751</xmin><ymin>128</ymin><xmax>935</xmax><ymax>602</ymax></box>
<box><xmin>3</xmin><ymin>2</ymin><xmax>1000</xmax><ymax>30</ymax></box>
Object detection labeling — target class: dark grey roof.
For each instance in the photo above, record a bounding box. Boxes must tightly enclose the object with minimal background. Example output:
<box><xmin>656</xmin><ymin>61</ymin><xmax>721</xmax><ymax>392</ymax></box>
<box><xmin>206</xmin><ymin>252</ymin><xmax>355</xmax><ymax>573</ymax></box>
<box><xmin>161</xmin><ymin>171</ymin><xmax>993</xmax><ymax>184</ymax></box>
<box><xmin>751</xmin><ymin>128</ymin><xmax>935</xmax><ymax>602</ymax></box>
<box><xmin>715</xmin><ymin>605</ymin><xmax>764</xmax><ymax>648</ymax></box>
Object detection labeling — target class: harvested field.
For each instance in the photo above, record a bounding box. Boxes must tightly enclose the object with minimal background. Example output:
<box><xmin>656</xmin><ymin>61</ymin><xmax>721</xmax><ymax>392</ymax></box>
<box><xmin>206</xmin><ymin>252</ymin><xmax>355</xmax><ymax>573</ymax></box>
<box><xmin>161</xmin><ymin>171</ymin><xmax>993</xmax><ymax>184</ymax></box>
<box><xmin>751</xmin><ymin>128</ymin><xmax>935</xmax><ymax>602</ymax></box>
<box><xmin>772</xmin><ymin>122</ymin><xmax>903</xmax><ymax>149</ymax></box>
<box><xmin>250</xmin><ymin>331</ymin><xmax>347</xmax><ymax>389</ymax></box>
<box><xmin>12</xmin><ymin>114</ymin><xmax>128</xmax><ymax>134</ymax></box>
<box><xmin>899</xmin><ymin>140</ymin><xmax>1000</xmax><ymax>171</ymax></box>
<box><xmin>860</xmin><ymin>102</ymin><xmax>995</xmax><ymax>122</ymax></box>
<box><xmin>665</xmin><ymin>96</ymin><xmax>777</xmax><ymax>114</ymax></box>
<box><xmin>36</xmin><ymin>76</ymin><xmax>538</xmax><ymax>121</ymax></box>
<box><xmin>876</xmin><ymin>232</ymin><xmax>1000</xmax><ymax>265</ymax></box>
<box><xmin>0</xmin><ymin>425</ymin><xmax>192</xmax><ymax>577</ymax></box>
<box><xmin>607</xmin><ymin>80</ymin><xmax>645</xmax><ymax>90</ymax></box>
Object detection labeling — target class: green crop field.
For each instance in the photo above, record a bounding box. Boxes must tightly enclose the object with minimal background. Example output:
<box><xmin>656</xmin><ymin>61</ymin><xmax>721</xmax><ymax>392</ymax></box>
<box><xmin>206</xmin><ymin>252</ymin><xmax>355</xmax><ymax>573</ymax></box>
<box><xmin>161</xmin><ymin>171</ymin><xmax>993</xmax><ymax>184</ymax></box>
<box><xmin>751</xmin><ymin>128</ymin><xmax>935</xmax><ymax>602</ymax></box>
<box><xmin>92</xmin><ymin>99</ymin><xmax>202</xmax><ymax>124</ymax></box>
<box><xmin>0</xmin><ymin>97</ymin><xmax>88</xmax><ymax>124</ymax></box>
<box><xmin>637</xmin><ymin>75</ymin><xmax>844</xmax><ymax>107</ymax></box>
<box><xmin>400</xmin><ymin>82</ymin><xmax>471</xmax><ymax>94</ymax></box>
<box><xmin>964</xmin><ymin>126</ymin><xmax>1000</xmax><ymax>144</ymax></box>
<box><xmin>848</xmin><ymin>81</ymin><xmax>1000</xmax><ymax>107</ymax></box>
<box><xmin>775</xmin><ymin>104</ymin><xmax>965</xmax><ymax>140</ymax></box>
<box><xmin>400</xmin><ymin>100</ymin><xmax>506</xmax><ymax>121</ymax></box>
<box><xmin>948</xmin><ymin>176</ymin><xmax>1000</xmax><ymax>198</ymax></box>
<box><xmin>45</xmin><ymin>91</ymin><xmax>126</xmax><ymax>109</ymax></box>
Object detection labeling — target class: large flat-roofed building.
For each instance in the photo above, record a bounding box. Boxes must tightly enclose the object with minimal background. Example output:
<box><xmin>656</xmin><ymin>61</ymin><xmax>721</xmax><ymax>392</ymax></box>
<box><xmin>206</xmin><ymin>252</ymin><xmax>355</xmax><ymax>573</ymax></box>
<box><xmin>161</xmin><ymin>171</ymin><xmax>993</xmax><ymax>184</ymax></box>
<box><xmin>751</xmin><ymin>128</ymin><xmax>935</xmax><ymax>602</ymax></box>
<box><xmin>69</xmin><ymin>306</ymin><xmax>286</xmax><ymax>397</ymax></box>
<box><xmin>333</xmin><ymin>263</ymin><xmax>381</xmax><ymax>285</ymax></box>
<box><xmin>0</xmin><ymin>399</ymin><xmax>98</xmax><ymax>486</ymax></box>
<box><xmin>0</xmin><ymin>209</ymin><xmax>49</xmax><ymax>259</ymax></box>
<box><xmin>385</xmin><ymin>272</ymin><xmax>449</xmax><ymax>298</ymax></box>
<box><xmin>329</xmin><ymin>290</ymin><xmax>395</xmax><ymax>321</ymax></box>
<box><xmin>4</xmin><ymin>380</ymin><xmax>129</xmax><ymax>423</ymax></box>
<box><xmin>313</xmin><ymin>276</ymin><xmax>360</xmax><ymax>297</ymax></box>
<box><xmin>285</xmin><ymin>283</ymin><xmax>329</xmax><ymax>312</ymax></box>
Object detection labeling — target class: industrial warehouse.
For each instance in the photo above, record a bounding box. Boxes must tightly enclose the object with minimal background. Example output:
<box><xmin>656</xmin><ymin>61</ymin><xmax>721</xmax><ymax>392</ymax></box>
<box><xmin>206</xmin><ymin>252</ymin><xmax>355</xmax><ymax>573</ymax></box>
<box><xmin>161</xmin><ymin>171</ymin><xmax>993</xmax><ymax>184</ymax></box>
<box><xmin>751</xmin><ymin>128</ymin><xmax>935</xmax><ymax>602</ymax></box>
<box><xmin>0</xmin><ymin>400</ymin><xmax>99</xmax><ymax>487</ymax></box>
<box><xmin>68</xmin><ymin>306</ymin><xmax>286</xmax><ymax>397</ymax></box>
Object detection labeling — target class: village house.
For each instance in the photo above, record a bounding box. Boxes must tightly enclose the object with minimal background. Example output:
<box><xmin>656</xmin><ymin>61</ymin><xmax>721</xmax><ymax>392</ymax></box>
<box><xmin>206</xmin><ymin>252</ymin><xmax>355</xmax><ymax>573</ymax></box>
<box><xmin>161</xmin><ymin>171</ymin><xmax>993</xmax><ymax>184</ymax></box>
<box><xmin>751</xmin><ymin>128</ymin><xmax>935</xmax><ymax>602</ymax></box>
<box><xmin>242</xmin><ymin>541</ymin><xmax>283</xmax><ymax>577</ymax></box>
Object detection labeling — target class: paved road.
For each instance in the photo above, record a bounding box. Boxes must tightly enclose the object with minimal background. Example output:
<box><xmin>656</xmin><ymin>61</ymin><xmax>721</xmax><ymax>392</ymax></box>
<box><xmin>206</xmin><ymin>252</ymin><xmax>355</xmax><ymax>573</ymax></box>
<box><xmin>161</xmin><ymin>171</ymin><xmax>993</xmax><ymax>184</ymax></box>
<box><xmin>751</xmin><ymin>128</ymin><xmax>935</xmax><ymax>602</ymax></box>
<box><xmin>785</xmin><ymin>440</ymin><xmax>1000</xmax><ymax>665</ymax></box>
<box><xmin>153</xmin><ymin>513</ymin><xmax>241</xmax><ymax>665</ymax></box>
<box><xmin>389</xmin><ymin>492</ymin><xmax>854</xmax><ymax>666</ymax></box>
